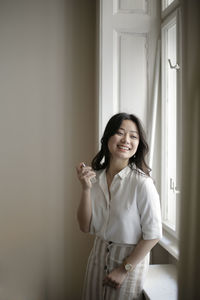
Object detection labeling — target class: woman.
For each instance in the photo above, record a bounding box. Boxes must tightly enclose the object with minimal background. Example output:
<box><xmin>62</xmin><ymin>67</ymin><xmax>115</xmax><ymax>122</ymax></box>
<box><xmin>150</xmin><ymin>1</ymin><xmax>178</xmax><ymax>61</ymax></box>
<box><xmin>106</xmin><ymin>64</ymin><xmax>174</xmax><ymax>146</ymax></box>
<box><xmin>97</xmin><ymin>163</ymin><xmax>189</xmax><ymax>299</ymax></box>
<box><xmin>76</xmin><ymin>113</ymin><xmax>162</xmax><ymax>300</ymax></box>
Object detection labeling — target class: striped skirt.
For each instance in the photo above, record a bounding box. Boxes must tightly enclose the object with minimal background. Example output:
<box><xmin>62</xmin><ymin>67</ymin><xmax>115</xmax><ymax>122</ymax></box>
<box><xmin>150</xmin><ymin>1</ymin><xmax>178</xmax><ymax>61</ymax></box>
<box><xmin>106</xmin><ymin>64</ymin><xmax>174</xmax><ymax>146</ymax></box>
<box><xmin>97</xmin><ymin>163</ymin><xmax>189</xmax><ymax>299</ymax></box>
<box><xmin>82</xmin><ymin>236</ymin><xmax>149</xmax><ymax>300</ymax></box>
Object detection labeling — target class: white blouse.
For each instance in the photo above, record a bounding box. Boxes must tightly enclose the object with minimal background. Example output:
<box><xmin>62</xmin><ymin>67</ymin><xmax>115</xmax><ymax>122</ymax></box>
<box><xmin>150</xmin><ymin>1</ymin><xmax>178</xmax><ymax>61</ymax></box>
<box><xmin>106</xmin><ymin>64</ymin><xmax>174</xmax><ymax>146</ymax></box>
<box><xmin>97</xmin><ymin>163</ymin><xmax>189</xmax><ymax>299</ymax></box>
<box><xmin>89</xmin><ymin>166</ymin><xmax>162</xmax><ymax>244</ymax></box>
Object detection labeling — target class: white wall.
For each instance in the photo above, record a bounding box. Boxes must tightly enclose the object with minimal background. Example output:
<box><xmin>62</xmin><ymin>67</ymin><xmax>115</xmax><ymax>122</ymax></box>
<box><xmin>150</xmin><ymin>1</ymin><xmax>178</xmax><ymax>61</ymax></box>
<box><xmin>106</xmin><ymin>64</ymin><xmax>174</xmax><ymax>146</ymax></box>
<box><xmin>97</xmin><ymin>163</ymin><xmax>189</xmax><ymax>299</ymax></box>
<box><xmin>0</xmin><ymin>0</ymin><xmax>96</xmax><ymax>299</ymax></box>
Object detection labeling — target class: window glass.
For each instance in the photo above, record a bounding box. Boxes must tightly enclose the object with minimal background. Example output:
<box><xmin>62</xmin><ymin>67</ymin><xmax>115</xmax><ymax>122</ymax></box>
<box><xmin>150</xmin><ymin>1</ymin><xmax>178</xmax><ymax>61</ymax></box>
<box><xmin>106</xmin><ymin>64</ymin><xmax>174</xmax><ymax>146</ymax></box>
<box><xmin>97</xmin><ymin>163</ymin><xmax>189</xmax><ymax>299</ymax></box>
<box><xmin>166</xmin><ymin>22</ymin><xmax>177</xmax><ymax>229</ymax></box>
<box><xmin>161</xmin><ymin>16</ymin><xmax>178</xmax><ymax>232</ymax></box>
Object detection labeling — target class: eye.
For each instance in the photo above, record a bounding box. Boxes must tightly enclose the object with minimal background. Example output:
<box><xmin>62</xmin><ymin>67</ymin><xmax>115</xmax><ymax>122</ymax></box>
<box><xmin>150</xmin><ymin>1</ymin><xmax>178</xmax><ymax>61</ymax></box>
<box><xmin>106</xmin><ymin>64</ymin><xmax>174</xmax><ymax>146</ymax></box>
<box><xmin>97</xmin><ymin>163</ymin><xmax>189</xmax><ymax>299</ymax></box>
<box><xmin>130</xmin><ymin>135</ymin><xmax>138</xmax><ymax>139</ymax></box>
<box><xmin>116</xmin><ymin>131</ymin><xmax>123</xmax><ymax>136</ymax></box>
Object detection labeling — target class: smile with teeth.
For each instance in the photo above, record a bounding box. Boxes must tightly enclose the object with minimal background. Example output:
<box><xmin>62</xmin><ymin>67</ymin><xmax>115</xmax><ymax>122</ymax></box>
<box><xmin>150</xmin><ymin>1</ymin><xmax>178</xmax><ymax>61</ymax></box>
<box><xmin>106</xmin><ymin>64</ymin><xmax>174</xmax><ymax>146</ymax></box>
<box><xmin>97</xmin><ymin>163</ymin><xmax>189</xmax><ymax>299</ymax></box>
<box><xmin>118</xmin><ymin>145</ymin><xmax>130</xmax><ymax>151</ymax></box>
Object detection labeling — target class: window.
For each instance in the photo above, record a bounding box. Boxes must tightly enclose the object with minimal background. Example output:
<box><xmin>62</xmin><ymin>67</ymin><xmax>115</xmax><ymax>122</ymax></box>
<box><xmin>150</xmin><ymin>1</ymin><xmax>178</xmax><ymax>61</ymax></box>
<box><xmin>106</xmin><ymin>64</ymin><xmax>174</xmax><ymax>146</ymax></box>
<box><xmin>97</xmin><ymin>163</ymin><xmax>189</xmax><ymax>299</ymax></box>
<box><xmin>161</xmin><ymin>4</ymin><xmax>182</xmax><ymax>243</ymax></box>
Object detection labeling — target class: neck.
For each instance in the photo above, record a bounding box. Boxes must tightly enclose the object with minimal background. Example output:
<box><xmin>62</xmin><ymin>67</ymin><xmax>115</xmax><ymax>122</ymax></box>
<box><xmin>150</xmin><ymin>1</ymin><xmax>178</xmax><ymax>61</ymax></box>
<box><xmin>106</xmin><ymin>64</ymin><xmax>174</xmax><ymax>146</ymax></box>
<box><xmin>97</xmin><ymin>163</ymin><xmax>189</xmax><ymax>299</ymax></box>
<box><xmin>107</xmin><ymin>158</ymin><xmax>128</xmax><ymax>178</ymax></box>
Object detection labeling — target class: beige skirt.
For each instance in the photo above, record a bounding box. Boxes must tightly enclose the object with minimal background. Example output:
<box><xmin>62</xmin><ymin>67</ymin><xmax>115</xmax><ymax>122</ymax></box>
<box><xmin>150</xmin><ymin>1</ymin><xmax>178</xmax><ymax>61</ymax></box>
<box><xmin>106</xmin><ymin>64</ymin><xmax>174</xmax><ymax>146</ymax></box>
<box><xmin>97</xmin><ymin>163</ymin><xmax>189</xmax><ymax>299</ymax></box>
<box><xmin>82</xmin><ymin>236</ymin><xmax>149</xmax><ymax>300</ymax></box>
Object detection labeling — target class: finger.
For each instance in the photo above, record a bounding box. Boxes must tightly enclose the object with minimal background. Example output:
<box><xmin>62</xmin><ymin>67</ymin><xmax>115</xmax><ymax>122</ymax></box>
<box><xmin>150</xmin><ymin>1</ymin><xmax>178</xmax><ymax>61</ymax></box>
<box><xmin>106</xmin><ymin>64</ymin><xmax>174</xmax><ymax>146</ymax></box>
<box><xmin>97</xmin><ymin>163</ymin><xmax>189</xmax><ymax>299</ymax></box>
<box><xmin>102</xmin><ymin>277</ymin><xmax>109</xmax><ymax>285</ymax></box>
<box><xmin>110</xmin><ymin>282</ymin><xmax>117</xmax><ymax>289</ymax></box>
<box><xmin>103</xmin><ymin>280</ymin><xmax>113</xmax><ymax>288</ymax></box>
<box><xmin>76</xmin><ymin>162</ymin><xmax>87</xmax><ymax>172</ymax></box>
<box><xmin>102</xmin><ymin>280</ymin><xmax>107</xmax><ymax>286</ymax></box>
<box><xmin>86</xmin><ymin>171</ymin><xmax>96</xmax><ymax>179</ymax></box>
<box><xmin>81</xmin><ymin>162</ymin><xmax>86</xmax><ymax>168</ymax></box>
<box><xmin>81</xmin><ymin>168</ymin><xmax>93</xmax><ymax>175</ymax></box>
<box><xmin>112</xmin><ymin>280</ymin><xmax>120</xmax><ymax>289</ymax></box>
<box><xmin>80</xmin><ymin>163</ymin><xmax>92</xmax><ymax>170</ymax></box>
<box><xmin>103</xmin><ymin>277</ymin><xmax>114</xmax><ymax>288</ymax></box>
<box><xmin>76</xmin><ymin>163</ymin><xmax>84</xmax><ymax>174</ymax></box>
<box><xmin>104</xmin><ymin>275</ymin><xmax>112</xmax><ymax>282</ymax></box>
<box><xmin>76</xmin><ymin>164</ymin><xmax>92</xmax><ymax>176</ymax></box>
<box><xmin>81</xmin><ymin>169</ymin><xmax>93</xmax><ymax>178</ymax></box>
<box><xmin>81</xmin><ymin>171</ymin><xmax>96</xmax><ymax>179</ymax></box>
<box><xmin>105</xmin><ymin>277</ymin><xmax>119</xmax><ymax>289</ymax></box>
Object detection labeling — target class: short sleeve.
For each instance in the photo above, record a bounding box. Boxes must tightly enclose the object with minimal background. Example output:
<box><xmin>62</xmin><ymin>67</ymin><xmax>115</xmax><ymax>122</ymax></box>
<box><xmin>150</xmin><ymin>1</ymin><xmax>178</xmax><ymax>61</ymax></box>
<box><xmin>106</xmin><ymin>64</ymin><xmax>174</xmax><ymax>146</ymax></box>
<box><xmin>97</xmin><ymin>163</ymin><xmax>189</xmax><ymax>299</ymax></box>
<box><xmin>137</xmin><ymin>178</ymin><xmax>162</xmax><ymax>240</ymax></box>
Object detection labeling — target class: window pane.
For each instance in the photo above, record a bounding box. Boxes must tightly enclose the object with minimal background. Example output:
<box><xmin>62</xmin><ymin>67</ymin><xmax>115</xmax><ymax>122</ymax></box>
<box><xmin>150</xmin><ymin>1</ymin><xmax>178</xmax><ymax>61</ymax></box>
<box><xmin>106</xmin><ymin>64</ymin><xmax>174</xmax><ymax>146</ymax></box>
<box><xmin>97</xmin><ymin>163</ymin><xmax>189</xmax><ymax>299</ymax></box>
<box><xmin>167</xmin><ymin>23</ymin><xmax>177</xmax><ymax>229</ymax></box>
<box><xmin>162</xmin><ymin>16</ymin><xmax>177</xmax><ymax>231</ymax></box>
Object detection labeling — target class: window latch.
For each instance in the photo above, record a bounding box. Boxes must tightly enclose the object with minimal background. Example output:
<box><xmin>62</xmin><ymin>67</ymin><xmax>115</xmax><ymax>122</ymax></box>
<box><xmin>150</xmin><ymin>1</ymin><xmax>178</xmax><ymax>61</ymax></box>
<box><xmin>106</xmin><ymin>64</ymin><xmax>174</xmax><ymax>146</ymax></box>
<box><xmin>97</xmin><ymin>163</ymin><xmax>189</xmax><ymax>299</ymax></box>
<box><xmin>168</xmin><ymin>59</ymin><xmax>180</xmax><ymax>70</ymax></box>
<box><xmin>170</xmin><ymin>178</ymin><xmax>180</xmax><ymax>194</ymax></box>
<box><xmin>170</xmin><ymin>178</ymin><xmax>175</xmax><ymax>191</ymax></box>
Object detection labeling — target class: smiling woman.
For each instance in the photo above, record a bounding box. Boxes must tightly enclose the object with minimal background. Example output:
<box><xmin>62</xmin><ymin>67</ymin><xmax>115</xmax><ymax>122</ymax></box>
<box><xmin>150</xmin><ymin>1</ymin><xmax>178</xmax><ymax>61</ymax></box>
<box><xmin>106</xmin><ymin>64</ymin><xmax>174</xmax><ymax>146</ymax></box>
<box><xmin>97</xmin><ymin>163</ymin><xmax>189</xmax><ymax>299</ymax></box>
<box><xmin>76</xmin><ymin>113</ymin><xmax>162</xmax><ymax>300</ymax></box>
<box><xmin>92</xmin><ymin>113</ymin><xmax>151</xmax><ymax>176</ymax></box>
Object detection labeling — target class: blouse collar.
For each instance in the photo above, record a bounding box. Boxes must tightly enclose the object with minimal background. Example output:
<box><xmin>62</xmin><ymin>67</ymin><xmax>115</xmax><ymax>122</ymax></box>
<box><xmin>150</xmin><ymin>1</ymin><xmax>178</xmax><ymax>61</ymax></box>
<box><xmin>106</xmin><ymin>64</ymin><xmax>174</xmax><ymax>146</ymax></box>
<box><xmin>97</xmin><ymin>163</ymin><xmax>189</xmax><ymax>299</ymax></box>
<box><xmin>98</xmin><ymin>165</ymin><xmax>132</xmax><ymax>182</ymax></box>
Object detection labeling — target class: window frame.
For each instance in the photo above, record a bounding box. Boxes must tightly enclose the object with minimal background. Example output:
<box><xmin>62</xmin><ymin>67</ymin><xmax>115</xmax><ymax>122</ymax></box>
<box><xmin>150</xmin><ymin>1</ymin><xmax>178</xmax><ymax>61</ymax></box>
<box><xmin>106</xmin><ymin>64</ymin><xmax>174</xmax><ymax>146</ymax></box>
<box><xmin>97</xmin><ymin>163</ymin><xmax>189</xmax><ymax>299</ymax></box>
<box><xmin>161</xmin><ymin>0</ymin><xmax>179</xmax><ymax>18</ymax></box>
<box><xmin>161</xmin><ymin>6</ymin><xmax>182</xmax><ymax>246</ymax></box>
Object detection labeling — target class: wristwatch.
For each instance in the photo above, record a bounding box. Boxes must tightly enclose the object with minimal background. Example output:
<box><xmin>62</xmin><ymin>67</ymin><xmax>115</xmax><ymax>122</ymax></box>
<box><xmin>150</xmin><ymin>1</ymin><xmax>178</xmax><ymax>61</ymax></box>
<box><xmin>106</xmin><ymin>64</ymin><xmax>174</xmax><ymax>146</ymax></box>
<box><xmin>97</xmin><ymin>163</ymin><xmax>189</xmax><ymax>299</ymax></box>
<box><xmin>123</xmin><ymin>260</ymin><xmax>133</xmax><ymax>272</ymax></box>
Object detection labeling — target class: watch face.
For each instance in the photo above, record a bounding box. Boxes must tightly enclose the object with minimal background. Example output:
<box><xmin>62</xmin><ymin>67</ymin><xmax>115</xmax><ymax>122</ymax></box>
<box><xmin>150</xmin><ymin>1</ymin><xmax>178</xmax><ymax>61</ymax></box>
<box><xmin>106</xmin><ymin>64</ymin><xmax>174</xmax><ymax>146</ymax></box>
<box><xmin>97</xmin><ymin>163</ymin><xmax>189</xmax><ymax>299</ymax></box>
<box><xmin>125</xmin><ymin>263</ymin><xmax>132</xmax><ymax>271</ymax></box>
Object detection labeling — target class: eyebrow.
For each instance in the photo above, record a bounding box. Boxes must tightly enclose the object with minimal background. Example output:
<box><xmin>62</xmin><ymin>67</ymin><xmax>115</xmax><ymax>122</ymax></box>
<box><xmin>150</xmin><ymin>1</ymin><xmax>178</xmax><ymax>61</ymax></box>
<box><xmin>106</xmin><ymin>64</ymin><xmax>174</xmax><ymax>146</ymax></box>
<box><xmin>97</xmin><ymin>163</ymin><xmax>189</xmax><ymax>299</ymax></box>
<box><xmin>119</xmin><ymin>127</ymin><xmax>139</xmax><ymax>134</ymax></box>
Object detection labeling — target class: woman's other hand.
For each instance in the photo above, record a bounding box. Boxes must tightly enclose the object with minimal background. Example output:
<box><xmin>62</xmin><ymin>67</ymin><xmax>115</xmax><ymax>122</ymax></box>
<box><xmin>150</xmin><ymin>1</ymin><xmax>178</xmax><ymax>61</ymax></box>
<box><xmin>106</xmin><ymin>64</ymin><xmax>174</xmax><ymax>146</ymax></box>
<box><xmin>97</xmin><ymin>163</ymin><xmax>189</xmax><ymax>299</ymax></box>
<box><xmin>103</xmin><ymin>265</ymin><xmax>128</xmax><ymax>289</ymax></box>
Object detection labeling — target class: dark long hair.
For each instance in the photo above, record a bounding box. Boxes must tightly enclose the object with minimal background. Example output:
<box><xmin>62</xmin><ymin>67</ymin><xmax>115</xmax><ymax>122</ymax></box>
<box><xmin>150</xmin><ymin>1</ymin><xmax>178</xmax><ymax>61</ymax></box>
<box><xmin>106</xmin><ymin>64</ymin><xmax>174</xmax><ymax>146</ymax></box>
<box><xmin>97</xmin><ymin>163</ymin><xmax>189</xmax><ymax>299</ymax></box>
<box><xmin>91</xmin><ymin>112</ymin><xmax>151</xmax><ymax>176</ymax></box>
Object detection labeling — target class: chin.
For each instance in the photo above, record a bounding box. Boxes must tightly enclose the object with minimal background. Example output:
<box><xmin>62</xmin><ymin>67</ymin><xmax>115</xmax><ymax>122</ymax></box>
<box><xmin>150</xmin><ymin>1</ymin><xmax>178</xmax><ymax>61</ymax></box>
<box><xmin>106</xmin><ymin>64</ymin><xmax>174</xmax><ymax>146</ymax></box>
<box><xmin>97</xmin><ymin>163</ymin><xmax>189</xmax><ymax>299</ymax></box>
<box><xmin>116</xmin><ymin>154</ymin><xmax>131</xmax><ymax>160</ymax></box>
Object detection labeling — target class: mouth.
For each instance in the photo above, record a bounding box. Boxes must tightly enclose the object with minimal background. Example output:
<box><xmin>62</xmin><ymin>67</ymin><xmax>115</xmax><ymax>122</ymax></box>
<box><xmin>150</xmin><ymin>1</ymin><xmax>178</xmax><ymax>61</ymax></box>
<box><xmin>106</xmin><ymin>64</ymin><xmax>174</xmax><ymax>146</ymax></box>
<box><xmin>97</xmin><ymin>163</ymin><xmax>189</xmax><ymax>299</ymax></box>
<box><xmin>117</xmin><ymin>145</ymin><xmax>131</xmax><ymax>151</ymax></box>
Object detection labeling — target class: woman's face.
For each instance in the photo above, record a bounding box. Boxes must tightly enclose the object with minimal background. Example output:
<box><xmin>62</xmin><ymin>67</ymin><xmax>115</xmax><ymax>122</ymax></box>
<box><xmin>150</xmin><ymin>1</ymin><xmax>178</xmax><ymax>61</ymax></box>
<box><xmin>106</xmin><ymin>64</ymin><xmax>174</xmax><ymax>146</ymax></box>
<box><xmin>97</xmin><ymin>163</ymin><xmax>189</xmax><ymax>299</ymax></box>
<box><xmin>107</xmin><ymin>120</ymin><xmax>140</xmax><ymax>163</ymax></box>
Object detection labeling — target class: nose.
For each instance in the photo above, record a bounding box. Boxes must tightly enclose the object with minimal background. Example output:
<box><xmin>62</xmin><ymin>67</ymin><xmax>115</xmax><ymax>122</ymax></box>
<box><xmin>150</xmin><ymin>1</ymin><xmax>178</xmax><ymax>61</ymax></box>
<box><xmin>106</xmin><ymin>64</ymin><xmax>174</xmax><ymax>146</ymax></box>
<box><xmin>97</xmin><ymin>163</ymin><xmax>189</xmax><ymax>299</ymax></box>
<box><xmin>122</xmin><ymin>133</ymin><xmax>130</xmax><ymax>144</ymax></box>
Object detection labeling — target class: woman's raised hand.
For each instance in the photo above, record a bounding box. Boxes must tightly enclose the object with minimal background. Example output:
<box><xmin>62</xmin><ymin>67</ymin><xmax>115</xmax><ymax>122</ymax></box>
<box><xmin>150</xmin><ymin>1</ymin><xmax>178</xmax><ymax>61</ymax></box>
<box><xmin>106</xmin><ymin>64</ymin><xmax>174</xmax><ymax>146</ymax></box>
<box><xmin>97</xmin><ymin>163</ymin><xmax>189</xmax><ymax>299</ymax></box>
<box><xmin>76</xmin><ymin>162</ymin><xmax>96</xmax><ymax>190</ymax></box>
